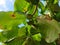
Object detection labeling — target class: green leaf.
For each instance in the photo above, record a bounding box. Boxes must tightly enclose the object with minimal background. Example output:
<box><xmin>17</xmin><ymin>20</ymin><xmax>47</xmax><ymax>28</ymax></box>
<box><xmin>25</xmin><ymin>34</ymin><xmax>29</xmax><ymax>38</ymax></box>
<box><xmin>38</xmin><ymin>2</ymin><xmax>45</xmax><ymax>14</ymax></box>
<box><xmin>45</xmin><ymin>20</ymin><xmax>59</xmax><ymax>43</ymax></box>
<box><xmin>22</xmin><ymin>37</ymin><xmax>40</xmax><ymax>45</ymax></box>
<box><xmin>5</xmin><ymin>36</ymin><xmax>40</xmax><ymax>45</ymax></box>
<box><xmin>1</xmin><ymin>24</ymin><xmax>19</xmax><ymax>41</ymax></box>
<box><xmin>47</xmin><ymin>0</ymin><xmax>60</xmax><ymax>12</ymax></box>
<box><xmin>54</xmin><ymin>0</ymin><xmax>58</xmax><ymax>4</ymax></box>
<box><xmin>14</xmin><ymin>0</ymin><xmax>29</xmax><ymax>13</ymax></box>
<box><xmin>5</xmin><ymin>37</ymin><xmax>26</xmax><ymax>45</ymax></box>
<box><xmin>32</xmin><ymin>33</ymin><xmax>41</xmax><ymax>41</ymax></box>
<box><xmin>30</xmin><ymin>27</ymin><xmax>39</xmax><ymax>35</ymax></box>
<box><xmin>37</xmin><ymin>17</ymin><xmax>60</xmax><ymax>43</ymax></box>
<box><xmin>27</xmin><ymin>5</ymin><xmax>36</xmax><ymax>14</ymax></box>
<box><xmin>26</xmin><ymin>0</ymin><xmax>39</xmax><ymax>5</ymax></box>
<box><xmin>0</xmin><ymin>12</ymin><xmax>26</xmax><ymax>30</ymax></box>
<box><xmin>0</xmin><ymin>33</ymin><xmax>7</xmax><ymax>42</ymax></box>
<box><xmin>18</xmin><ymin>27</ymin><xmax>27</xmax><ymax>37</ymax></box>
<box><xmin>53</xmin><ymin>12</ymin><xmax>60</xmax><ymax>22</ymax></box>
<box><xmin>33</xmin><ymin>9</ymin><xmax>38</xmax><ymax>18</ymax></box>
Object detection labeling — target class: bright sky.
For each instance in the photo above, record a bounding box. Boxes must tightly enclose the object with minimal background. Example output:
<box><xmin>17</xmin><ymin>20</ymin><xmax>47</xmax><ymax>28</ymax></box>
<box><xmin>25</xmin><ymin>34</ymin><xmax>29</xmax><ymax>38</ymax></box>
<box><xmin>0</xmin><ymin>0</ymin><xmax>15</xmax><ymax>11</ymax></box>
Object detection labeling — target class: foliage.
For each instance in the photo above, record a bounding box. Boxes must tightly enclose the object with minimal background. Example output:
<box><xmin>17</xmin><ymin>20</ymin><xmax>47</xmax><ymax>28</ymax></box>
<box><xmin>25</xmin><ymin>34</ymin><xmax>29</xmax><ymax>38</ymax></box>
<box><xmin>0</xmin><ymin>0</ymin><xmax>60</xmax><ymax>45</ymax></box>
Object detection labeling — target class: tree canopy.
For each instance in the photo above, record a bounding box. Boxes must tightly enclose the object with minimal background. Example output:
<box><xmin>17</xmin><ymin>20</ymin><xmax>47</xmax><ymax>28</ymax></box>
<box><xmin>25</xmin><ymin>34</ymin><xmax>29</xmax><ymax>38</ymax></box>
<box><xmin>0</xmin><ymin>0</ymin><xmax>60</xmax><ymax>45</ymax></box>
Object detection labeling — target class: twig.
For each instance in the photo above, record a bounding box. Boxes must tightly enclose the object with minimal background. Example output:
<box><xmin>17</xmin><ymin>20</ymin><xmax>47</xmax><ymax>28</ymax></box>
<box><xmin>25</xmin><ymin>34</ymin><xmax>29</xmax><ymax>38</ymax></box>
<box><xmin>4</xmin><ymin>36</ymin><xmax>16</xmax><ymax>43</ymax></box>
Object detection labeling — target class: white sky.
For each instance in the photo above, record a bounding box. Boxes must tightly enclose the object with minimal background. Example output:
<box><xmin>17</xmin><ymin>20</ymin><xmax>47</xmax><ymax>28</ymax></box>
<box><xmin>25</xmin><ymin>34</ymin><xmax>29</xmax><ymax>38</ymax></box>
<box><xmin>0</xmin><ymin>0</ymin><xmax>15</xmax><ymax>11</ymax></box>
<box><xmin>0</xmin><ymin>0</ymin><xmax>6</xmax><ymax>11</ymax></box>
